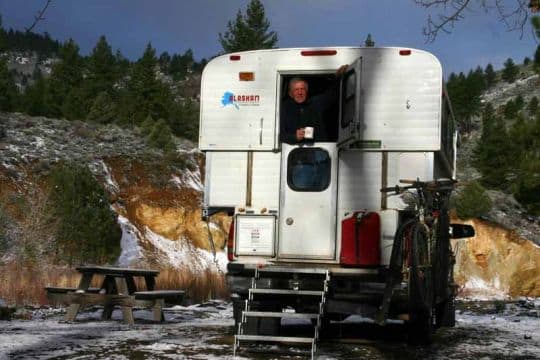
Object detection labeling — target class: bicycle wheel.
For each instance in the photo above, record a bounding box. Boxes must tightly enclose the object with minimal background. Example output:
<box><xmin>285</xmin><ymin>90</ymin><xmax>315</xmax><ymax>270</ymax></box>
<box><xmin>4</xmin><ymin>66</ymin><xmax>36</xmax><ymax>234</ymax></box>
<box><xmin>407</xmin><ymin>222</ymin><xmax>434</xmax><ymax>345</ymax></box>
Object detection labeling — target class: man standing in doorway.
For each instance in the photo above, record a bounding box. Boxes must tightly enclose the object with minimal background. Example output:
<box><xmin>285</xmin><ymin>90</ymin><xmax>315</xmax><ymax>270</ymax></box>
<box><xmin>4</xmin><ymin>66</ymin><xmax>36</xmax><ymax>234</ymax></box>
<box><xmin>280</xmin><ymin>65</ymin><xmax>348</xmax><ymax>144</ymax></box>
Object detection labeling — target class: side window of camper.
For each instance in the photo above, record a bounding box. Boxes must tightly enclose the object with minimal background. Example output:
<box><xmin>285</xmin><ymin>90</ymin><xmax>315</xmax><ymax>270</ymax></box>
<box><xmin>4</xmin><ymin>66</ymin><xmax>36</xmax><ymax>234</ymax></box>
<box><xmin>287</xmin><ymin>148</ymin><xmax>331</xmax><ymax>192</ymax></box>
<box><xmin>341</xmin><ymin>70</ymin><xmax>356</xmax><ymax>128</ymax></box>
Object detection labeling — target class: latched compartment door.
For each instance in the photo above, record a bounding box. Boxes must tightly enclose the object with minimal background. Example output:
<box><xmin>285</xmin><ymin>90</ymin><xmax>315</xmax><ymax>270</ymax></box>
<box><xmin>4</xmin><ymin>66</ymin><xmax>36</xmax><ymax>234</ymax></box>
<box><xmin>235</xmin><ymin>215</ymin><xmax>276</xmax><ymax>257</ymax></box>
<box><xmin>337</xmin><ymin>57</ymin><xmax>362</xmax><ymax>148</ymax></box>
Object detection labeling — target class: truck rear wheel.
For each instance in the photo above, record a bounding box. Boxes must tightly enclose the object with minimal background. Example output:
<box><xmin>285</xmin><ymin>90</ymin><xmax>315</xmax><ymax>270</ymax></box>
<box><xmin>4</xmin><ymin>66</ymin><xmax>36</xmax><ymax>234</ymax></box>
<box><xmin>435</xmin><ymin>295</ymin><xmax>456</xmax><ymax>327</ymax></box>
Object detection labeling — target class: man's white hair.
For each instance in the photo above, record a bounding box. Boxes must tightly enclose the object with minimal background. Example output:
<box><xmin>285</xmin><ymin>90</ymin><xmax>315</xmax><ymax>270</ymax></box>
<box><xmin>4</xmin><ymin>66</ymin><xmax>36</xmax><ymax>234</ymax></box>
<box><xmin>288</xmin><ymin>77</ymin><xmax>308</xmax><ymax>92</ymax></box>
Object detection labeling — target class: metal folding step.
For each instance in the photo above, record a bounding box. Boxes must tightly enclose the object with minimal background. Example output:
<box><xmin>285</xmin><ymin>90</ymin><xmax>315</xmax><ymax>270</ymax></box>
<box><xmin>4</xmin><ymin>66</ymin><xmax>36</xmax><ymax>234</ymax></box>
<box><xmin>233</xmin><ymin>268</ymin><xmax>330</xmax><ymax>359</ymax></box>
<box><xmin>242</xmin><ymin>311</ymin><xmax>319</xmax><ymax>320</ymax></box>
<box><xmin>249</xmin><ymin>288</ymin><xmax>325</xmax><ymax>297</ymax></box>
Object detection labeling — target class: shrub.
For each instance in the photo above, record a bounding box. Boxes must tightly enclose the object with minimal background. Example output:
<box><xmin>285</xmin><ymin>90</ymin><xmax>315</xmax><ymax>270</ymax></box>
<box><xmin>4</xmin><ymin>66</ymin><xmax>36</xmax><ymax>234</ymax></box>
<box><xmin>454</xmin><ymin>181</ymin><xmax>492</xmax><ymax>219</ymax></box>
<box><xmin>146</xmin><ymin>118</ymin><xmax>176</xmax><ymax>152</ymax></box>
<box><xmin>48</xmin><ymin>162</ymin><xmax>121</xmax><ymax>265</ymax></box>
<box><xmin>528</xmin><ymin>96</ymin><xmax>538</xmax><ymax>115</ymax></box>
<box><xmin>86</xmin><ymin>91</ymin><xmax>118</xmax><ymax>124</ymax></box>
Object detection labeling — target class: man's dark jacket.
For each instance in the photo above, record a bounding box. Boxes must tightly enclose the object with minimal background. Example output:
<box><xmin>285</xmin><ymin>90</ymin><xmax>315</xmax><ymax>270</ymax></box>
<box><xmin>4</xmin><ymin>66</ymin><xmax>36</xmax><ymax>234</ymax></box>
<box><xmin>279</xmin><ymin>85</ymin><xmax>339</xmax><ymax>144</ymax></box>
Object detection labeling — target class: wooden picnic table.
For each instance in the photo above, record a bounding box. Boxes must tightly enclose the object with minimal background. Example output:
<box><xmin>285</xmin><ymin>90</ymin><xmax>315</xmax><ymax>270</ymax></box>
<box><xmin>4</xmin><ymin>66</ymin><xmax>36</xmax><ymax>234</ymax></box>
<box><xmin>46</xmin><ymin>265</ymin><xmax>184</xmax><ymax>325</ymax></box>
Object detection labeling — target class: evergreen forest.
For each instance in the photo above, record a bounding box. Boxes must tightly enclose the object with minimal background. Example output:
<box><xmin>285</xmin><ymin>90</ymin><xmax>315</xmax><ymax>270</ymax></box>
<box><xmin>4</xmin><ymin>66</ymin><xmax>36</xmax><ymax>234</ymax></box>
<box><xmin>0</xmin><ymin>16</ymin><xmax>203</xmax><ymax>145</ymax></box>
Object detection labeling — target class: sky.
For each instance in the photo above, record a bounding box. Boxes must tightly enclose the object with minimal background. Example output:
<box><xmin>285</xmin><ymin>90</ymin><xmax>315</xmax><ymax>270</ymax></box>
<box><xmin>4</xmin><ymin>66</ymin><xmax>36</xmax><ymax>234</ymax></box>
<box><xmin>0</xmin><ymin>0</ymin><xmax>538</xmax><ymax>77</ymax></box>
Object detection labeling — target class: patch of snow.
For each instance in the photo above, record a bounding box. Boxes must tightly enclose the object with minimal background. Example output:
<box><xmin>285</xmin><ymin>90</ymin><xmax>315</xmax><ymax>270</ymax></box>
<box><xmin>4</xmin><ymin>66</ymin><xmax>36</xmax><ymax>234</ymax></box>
<box><xmin>1</xmin><ymin>161</ymin><xmax>16</xmax><ymax>170</ymax></box>
<box><xmin>91</xmin><ymin>160</ymin><xmax>120</xmax><ymax>194</ymax></box>
<box><xmin>144</xmin><ymin>227</ymin><xmax>227</xmax><ymax>273</ymax></box>
<box><xmin>117</xmin><ymin>215</ymin><xmax>144</xmax><ymax>266</ymax></box>
<box><xmin>169</xmin><ymin>175</ymin><xmax>183</xmax><ymax>188</ymax></box>
<box><xmin>461</xmin><ymin>276</ymin><xmax>510</xmax><ymax>301</ymax></box>
<box><xmin>169</xmin><ymin>169</ymin><xmax>203</xmax><ymax>191</ymax></box>
<box><xmin>6</xmin><ymin>144</ymin><xmax>20</xmax><ymax>154</ymax></box>
<box><xmin>208</xmin><ymin>222</ymin><xmax>220</xmax><ymax>231</ymax></box>
<box><xmin>33</xmin><ymin>136</ymin><xmax>45</xmax><ymax>148</ymax></box>
<box><xmin>184</xmin><ymin>168</ymin><xmax>203</xmax><ymax>191</ymax></box>
<box><xmin>15</xmin><ymin>56</ymin><xmax>29</xmax><ymax>65</ymax></box>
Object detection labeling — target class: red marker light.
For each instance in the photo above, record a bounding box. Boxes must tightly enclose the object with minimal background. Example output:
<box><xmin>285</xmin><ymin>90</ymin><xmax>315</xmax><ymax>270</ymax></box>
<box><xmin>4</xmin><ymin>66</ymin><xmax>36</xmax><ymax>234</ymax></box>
<box><xmin>399</xmin><ymin>49</ymin><xmax>412</xmax><ymax>56</ymax></box>
<box><xmin>301</xmin><ymin>50</ymin><xmax>337</xmax><ymax>56</ymax></box>
<box><xmin>230</xmin><ymin>55</ymin><xmax>241</xmax><ymax>61</ymax></box>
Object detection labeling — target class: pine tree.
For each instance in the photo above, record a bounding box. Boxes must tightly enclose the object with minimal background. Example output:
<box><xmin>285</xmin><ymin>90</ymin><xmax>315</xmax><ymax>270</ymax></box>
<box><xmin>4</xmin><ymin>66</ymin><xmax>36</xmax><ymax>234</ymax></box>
<box><xmin>364</xmin><ymin>33</ymin><xmax>375</xmax><ymax>47</ymax></box>
<box><xmin>474</xmin><ymin>103</ymin><xmax>513</xmax><ymax>188</ymax></box>
<box><xmin>219</xmin><ymin>0</ymin><xmax>278</xmax><ymax>53</ymax></box>
<box><xmin>44</xmin><ymin>39</ymin><xmax>84</xmax><ymax>118</ymax></box>
<box><xmin>0</xmin><ymin>15</ymin><xmax>6</xmax><ymax>52</ymax></box>
<box><xmin>510</xmin><ymin>112</ymin><xmax>540</xmax><ymax>214</ymax></box>
<box><xmin>504</xmin><ymin>99</ymin><xmax>518</xmax><ymax>119</ymax></box>
<box><xmin>158</xmin><ymin>51</ymin><xmax>171</xmax><ymax>72</ymax></box>
<box><xmin>446</xmin><ymin>70</ymin><xmax>483</xmax><ymax>132</ymax></box>
<box><xmin>48</xmin><ymin>162</ymin><xmax>121</xmax><ymax>265</ymax></box>
<box><xmin>23</xmin><ymin>69</ymin><xmax>47</xmax><ymax>115</ymax></box>
<box><xmin>484</xmin><ymin>63</ymin><xmax>496</xmax><ymax>88</ymax></box>
<box><xmin>534</xmin><ymin>45</ymin><xmax>540</xmax><ymax>74</ymax></box>
<box><xmin>86</xmin><ymin>91</ymin><xmax>117</xmax><ymax>123</ymax></box>
<box><xmin>169</xmin><ymin>49</ymin><xmax>194</xmax><ymax>81</ymax></box>
<box><xmin>0</xmin><ymin>57</ymin><xmax>19</xmax><ymax>111</ymax></box>
<box><xmin>514</xmin><ymin>95</ymin><xmax>524</xmax><ymax>111</ymax></box>
<box><xmin>115</xmin><ymin>49</ymin><xmax>130</xmax><ymax>78</ymax></box>
<box><xmin>120</xmin><ymin>43</ymin><xmax>172</xmax><ymax>125</ymax></box>
<box><xmin>168</xmin><ymin>99</ymin><xmax>199</xmax><ymax>141</ymax></box>
<box><xmin>84</xmin><ymin>36</ymin><xmax>118</xmax><ymax>103</ymax></box>
<box><xmin>501</xmin><ymin>57</ymin><xmax>518</xmax><ymax>83</ymax></box>
<box><xmin>62</xmin><ymin>87</ymin><xmax>86</xmax><ymax>120</ymax></box>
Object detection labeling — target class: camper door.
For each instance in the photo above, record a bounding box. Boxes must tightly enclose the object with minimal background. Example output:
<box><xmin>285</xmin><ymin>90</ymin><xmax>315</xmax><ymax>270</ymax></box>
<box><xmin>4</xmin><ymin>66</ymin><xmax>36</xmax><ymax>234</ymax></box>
<box><xmin>338</xmin><ymin>57</ymin><xmax>362</xmax><ymax>148</ymax></box>
<box><xmin>278</xmin><ymin>143</ymin><xmax>338</xmax><ymax>260</ymax></box>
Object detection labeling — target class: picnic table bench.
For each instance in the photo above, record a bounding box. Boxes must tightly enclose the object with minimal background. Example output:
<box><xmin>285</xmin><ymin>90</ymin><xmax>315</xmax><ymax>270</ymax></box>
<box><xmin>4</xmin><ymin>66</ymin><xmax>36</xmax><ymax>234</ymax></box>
<box><xmin>45</xmin><ymin>265</ymin><xmax>184</xmax><ymax>325</ymax></box>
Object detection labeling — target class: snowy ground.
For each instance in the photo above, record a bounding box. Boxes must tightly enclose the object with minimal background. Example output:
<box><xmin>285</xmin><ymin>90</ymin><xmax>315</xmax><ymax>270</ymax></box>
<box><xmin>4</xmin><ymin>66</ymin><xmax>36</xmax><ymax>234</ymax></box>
<box><xmin>0</xmin><ymin>299</ymin><xmax>538</xmax><ymax>359</ymax></box>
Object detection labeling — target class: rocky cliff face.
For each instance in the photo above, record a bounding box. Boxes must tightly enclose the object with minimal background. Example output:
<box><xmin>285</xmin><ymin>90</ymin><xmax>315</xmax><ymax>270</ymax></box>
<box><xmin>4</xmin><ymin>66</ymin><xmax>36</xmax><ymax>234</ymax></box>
<box><xmin>453</xmin><ymin>218</ymin><xmax>540</xmax><ymax>298</ymax></box>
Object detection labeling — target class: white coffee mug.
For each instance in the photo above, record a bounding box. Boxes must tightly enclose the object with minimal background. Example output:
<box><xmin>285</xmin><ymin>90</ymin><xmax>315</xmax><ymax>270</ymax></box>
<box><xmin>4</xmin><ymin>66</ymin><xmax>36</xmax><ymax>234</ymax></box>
<box><xmin>304</xmin><ymin>126</ymin><xmax>314</xmax><ymax>139</ymax></box>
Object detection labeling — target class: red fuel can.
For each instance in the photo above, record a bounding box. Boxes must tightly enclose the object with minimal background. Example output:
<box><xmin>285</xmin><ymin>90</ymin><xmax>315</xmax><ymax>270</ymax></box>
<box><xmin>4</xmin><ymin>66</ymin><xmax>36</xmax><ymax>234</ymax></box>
<box><xmin>340</xmin><ymin>212</ymin><xmax>381</xmax><ymax>266</ymax></box>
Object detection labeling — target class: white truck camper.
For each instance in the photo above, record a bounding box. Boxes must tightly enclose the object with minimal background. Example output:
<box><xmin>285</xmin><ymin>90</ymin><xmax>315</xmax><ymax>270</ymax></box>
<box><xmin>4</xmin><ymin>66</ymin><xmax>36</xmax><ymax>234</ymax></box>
<box><xmin>199</xmin><ymin>47</ymin><xmax>474</xmax><ymax>355</ymax></box>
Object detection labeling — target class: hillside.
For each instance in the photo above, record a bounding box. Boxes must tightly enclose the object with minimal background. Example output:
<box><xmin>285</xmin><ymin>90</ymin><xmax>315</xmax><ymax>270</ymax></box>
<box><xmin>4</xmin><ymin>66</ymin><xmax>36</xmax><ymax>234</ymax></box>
<box><xmin>0</xmin><ymin>112</ymin><xmax>229</xmax><ymax>304</ymax></box>
<box><xmin>455</xmin><ymin>64</ymin><xmax>540</xmax><ymax>245</ymax></box>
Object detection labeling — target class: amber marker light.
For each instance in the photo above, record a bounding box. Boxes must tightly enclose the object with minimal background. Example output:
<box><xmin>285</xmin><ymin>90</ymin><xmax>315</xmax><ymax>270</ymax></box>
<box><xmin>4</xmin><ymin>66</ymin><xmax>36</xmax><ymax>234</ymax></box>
<box><xmin>239</xmin><ymin>72</ymin><xmax>254</xmax><ymax>81</ymax></box>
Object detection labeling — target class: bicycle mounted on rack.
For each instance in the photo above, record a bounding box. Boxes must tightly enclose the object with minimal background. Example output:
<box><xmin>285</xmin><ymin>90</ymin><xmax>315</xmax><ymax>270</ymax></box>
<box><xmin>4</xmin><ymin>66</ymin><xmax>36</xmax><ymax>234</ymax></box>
<box><xmin>377</xmin><ymin>178</ymin><xmax>459</xmax><ymax>343</ymax></box>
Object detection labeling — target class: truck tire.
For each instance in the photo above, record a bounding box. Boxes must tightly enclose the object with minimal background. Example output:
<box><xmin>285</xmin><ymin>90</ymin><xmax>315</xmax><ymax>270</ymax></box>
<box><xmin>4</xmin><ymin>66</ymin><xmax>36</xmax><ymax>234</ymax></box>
<box><xmin>435</xmin><ymin>295</ymin><xmax>456</xmax><ymax>327</ymax></box>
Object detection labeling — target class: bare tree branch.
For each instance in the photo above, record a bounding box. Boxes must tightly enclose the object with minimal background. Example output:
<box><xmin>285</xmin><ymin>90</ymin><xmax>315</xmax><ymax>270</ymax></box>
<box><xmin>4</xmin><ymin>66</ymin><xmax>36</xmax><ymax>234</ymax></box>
<box><xmin>416</xmin><ymin>0</ymin><xmax>531</xmax><ymax>42</ymax></box>
<box><xmin>25</xmin><ymin>0</ymin><xmax>53</xmax><ymax>33</ymax></box>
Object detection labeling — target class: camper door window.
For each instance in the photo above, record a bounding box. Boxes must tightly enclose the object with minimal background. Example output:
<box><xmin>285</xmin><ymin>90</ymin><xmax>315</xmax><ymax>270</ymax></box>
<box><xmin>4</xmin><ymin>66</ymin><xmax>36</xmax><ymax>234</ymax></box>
<box><xmin>287</xmin><ymin>148</ymin><xmax>331</xmax><ymax>192</ymax></box>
